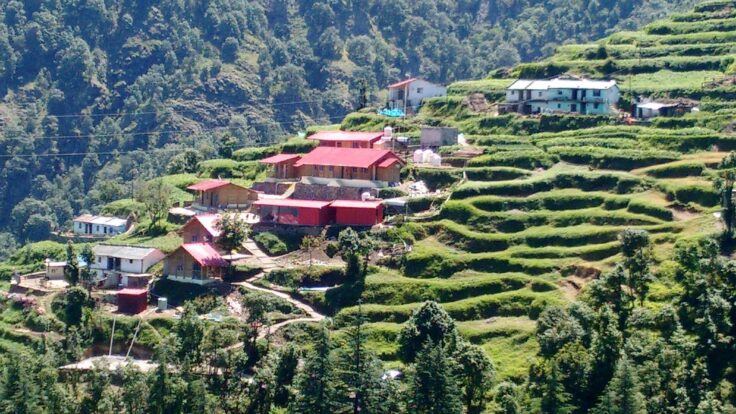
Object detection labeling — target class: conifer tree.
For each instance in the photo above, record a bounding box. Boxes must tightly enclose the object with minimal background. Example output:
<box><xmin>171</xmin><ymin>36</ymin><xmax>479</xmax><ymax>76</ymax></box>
<box><xmin>398</xmin><ymin>301</ymin><xmax>459</xmax><ymax>363</ymax></box>
<box><xmin>453</xmin><ymin>341</ymin><xmax>496</xmax><ymax>414</ymax></box>
<box><xmin>494</xmin><ymin>382</ymin><xmax>520</xmax><ymax>414</ymax></box>
<box><xmin>64</xmin><ymin>240</ymin><xmax>80</xmax><ymax>285</ymax></box>
<box><xmin>290</xmin><ymin>324</ymin><xmax>337</xmax><ymax>414</ymax></box>
<box><xmin>592</xmin><ymin>356</ymin><xmax>646</xmax><ymax>414</ymax></box>
<box><xmin>405</xmin><ymin>340</ymin><xmax>463</xmax><ymax>414</ymax></box>
<box><xmin>540</xmin><ymin>362</ymin><xmax>575</xmax><ymax>414</ymax></box>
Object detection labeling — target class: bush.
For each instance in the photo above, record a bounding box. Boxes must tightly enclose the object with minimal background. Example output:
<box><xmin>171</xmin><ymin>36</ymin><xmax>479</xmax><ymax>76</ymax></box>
<box><xmin>463</xmin><ymin>167</ymin><xmax>530</xmax><ymax>181</ymax></box>
<box><xmin>407</xmin><ymin>196</ymin><xmax>447</xmax><ymax>212</ymax></box>
<box><xmin>253</xmin><ymin>232</ymin><xmax>290</xmax><ymax>256</ymax></box>
<box><xmin>266</xmin><ymin>266</ymin><xmax>345</xmax><ymax>288</ymax></box>
<box><xmin>280</xmin><ymin>138</ymin><xmax>318</xmax><ymax>153</ymax></box>
<box><xmin>662</xmin><ymin>183</ymin><xmax>719</xmax><ymax>207</ymax></box>
<box><xmin>232</xmin><ymin>146</ymin><xmax>280</xmax><ymax>161</ymax></box>
<box><xmin>101</xmin><ymin>198</ymin><xmax>145</xmax><ymax>218</ymax></box>
<box><xmin>377</xmin><ymin>187</ymin><xmax>408</xmax><ymax>198</ymax></box>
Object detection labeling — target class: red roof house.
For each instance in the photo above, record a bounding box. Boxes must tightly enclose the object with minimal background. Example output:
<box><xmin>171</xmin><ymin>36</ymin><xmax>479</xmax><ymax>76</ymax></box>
<box><xmin>117</xmin><ymin>289</ymin><xmax>148</xmax><ymax>314</ymax></box>
<box><xmin>253</xmin><ymin>199</ymin><xmax>334</xmax><ymax>226</ymax></box>
<box><xmin>331</xmin><ymin>200</ymin><xmax>385</xmax><ymax>227</ymax></box>
<box><xmin>179</xmin><ymin>214</ymin><xmax>221</xmax><ymax>243</ymax></box>
<box><xmin>307</xmin><ymin>131</ymin><xmax>385</xmax><ymax>149</ymax></box>
<box><xmin>259</xmin><ymin>154</ymin><xmax>302</xmax><ymax>179</ymax></box>
<box><xmin>187</xmin><ymin>179</ymin><xmax>259</xmax><ymax>210</ymax></box>
<box><xmin>163</xmin><ymin>243</ymin><xmax>229</xmax><ymax>285</ymax></box>
<box><xmin>293</xmin><ymin>147</ymin><xmax>405</xmax><ymax>182</ymax></box>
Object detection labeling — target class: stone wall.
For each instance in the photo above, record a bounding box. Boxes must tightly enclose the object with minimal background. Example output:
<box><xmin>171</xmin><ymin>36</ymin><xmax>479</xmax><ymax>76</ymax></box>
<box><xmin>252</xmin><ymin>182</ymin><xmax>293</xmax><ymax>195</ymax></box>
<box><xmin>291</xmin><ymin>183</ymin><xmax>379</xmax><ymax>201</ymax></box>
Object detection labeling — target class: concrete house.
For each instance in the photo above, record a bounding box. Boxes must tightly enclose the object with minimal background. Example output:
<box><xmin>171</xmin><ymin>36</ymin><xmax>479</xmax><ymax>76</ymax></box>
<box><xmin>163</xmin><ymin>243</ymin><xmax>229</xmax><ymax>285</ymax></box>
<box><xmin>91</xmin><ymin>245</ymin><xmax>165</xmax><ymax>288</ymax></box>
<box><xmin>187</xmin><ymin>179</ymin><xmax>259</xmax><ymax>210</ymax></box>
<box><xmin>635</xmin><ymin>100</ymin><xmax>697</xmax><ymax>119</ymax></box>
<box><xmin>252</xmin><ymin>199</ymin><xmax>385</xmax><ymax>227</ymax></box>
<box><xmin>505</xmin><ymin>77</ymin><xmax>619</xmax><ymax>115</ymax></box>
<box><xmin>387</xmin><ymin>78</ymin><xmax>447</xmax><ymax>112</ymax></box>
<box><xmin>73</xmin><ymin>215</ymin><xmax>129</xmax><ymax>237</ymax></box>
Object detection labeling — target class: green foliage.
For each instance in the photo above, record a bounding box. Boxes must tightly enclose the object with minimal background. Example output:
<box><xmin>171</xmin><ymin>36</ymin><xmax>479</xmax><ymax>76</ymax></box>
<box><xmin>216</xmin><ymin>212</ymin><xmax>250</xmax><ymax>253</ymax></box>
<box><xmin>101</xmin><ymin>198</ymin><xmax>145</xmax><ymax>218</ymax></box>
<box><xmin>136</xmin><ymin>179</ymin><xmax>174</xmax><ymax>230</ymax></box>
<box><xmin>253</xmin><ymin>232</ymin><xmax>298</xmax><ymax>256</ymax></box>
<box><xmin>398</xmin><ymin>301</ymin><xmax>459</xmax><ymax>363</ymax></box>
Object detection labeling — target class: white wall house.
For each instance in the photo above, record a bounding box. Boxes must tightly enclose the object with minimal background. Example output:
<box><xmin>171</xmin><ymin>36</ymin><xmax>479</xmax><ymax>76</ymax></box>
<box><xmin>387</xmin><ymin>78</ymin><xmax>447</xmax><ymax>112</ymax></box>
<box><xmin>91</xmin><ymin>245</ymin><xmax>165</xmax><ymax>288</ymax></box>
<box><xmin>505</xmin><ymin>77</ymin><xmax>619</xmax><ymax>115</ymax></box>
<box><xmin>73</xmin><ymin>215</ymin><xmax>129</xmax><ymax>236</ymax></box>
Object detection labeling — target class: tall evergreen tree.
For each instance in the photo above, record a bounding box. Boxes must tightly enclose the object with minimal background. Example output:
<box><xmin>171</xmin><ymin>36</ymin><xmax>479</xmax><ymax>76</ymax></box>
<box><xmin>405</xmin><ymin>340</ymin><xmax>463</xmax><ymax>414</ymax></box>
<box><xmin>398</xmin><ymin>301</ymin><xmax>459</xmax><ymax>363</ymax></box>
<box><xmin>64</xmin><ymin>240</ymin><xmax>79</xmax><ymax>285</ymax></box>
<box><xmin>453</xmin><ymin>341</ymin><xmax>496</xmax><ymax>414</ymax></box>
<box><xmin>290</xmin><ymin>324</ymin><xmax>337</xmax><ymax>414</ymax></box>
<box><xmin>592</xmin><ymin>356</ymin><xmax>646</xmax><ymax>414</ymax></box>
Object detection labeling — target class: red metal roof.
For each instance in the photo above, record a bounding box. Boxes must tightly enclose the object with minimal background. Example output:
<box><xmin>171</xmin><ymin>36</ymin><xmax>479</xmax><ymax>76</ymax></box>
<box><xmin>187</xmin><ymin>179</ymin><xmax>230</xmax><ymax>191</ymax></box>
<box><xmin>293</xmin><ymin>147</ymin><xmax>403</xmax><ymax>169</ymax></box>
<box><xmin>118</xmin><ymin>288</ymin><xmax>147</xmax><ymax>296</ymax></box>
<box><xmin>388</xmin><ymin>78</ymin><xmax>418</xmax><ymax>88</ymax></box>
<box><xmin>330</xmin><ymin>200</ymin><xmax>384</xmax><ymax>209</ymax></box>
<box><xmin>180</xmin><ymin>243</ymin><xmax>229</xmax><ymax>267</ymax></box>
<box><xmin>253</xmin><ymin>199</ymin><xmax>332</xmax><ymax>209</ymax></box>
<box><xmin>378</xmin><ymin>158</ymin><xmax>401</xmax><ymax>168</ymax></box>
<box><xmin>259</xmin><ymin>154</ymin><xmax>302</xmax><ymax>164</ymax></box>
<box><xmin>308</xmin><ymin>131</ymin><xmax>384</xmax><ymax>143</ymax></box>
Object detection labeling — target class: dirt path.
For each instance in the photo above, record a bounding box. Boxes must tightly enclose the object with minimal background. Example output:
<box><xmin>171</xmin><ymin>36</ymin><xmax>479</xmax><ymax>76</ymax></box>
<box><xmin>242</xmin><ymin>239</ymin><xmax>278</xmax><ymax>274</ymax></box>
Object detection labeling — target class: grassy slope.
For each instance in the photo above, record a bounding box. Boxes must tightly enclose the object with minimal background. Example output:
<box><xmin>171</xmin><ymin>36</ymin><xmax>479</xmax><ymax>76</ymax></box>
<box><xmin>329</xmin><ymin>0</ymin><xmax>736</xmax><ymax>379</ymax></box>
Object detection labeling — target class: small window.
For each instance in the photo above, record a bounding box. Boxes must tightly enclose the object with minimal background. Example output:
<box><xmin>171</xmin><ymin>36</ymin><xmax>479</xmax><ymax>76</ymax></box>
<box><xmin>98</xmin><ymin>257</ymin><xmax>102</xmax><ymax>263</ymax></box>
<box><xmin>352</xmin><ymin>142</ymin><xmax>360</xmax><ymax>148</ymax></box>
<box><xmin>328</xmin><ymin>166</ymin><xmax>334</xmax><ymax>172</ymax></box>
<box><xmin>557</xmin><ymin>104</ymin><xmax>561</xmax><ymax>109</ymax></box>
<box><xmin>593</xmin><ymin>90</ymin><xmax>601</xmax><ymax>97</ymax></box>
<box><xmin>129</xmin><ymin>259</ymin><xmax>133</xmax><ymax>264</ymax></box>
<box><xmin>353</xmin><ymin>168</ymin><xmax>358</xmax><ymax>172</ymax></box>
<box><xmin>416</xmin><ymin>87</ymin><xmax>424</xmax><ymax>94</ymax></box>
<box><xmin>538</xmin><ymin>91</ymin><xmax>542</xmax><ymax>97</ymax></box>
<box><xmin>557</xmin><ymin>90</ymin><xmax>562</xmax><ymax>95</ymax></box>
<box><xmin>192</xmin><ymin>235</ymin><xmax>199</xmax><ymax>242</ymax></box>
<box><xmin>362</xmin><ymin>168</ymin><xmax>368</xmax><ymax>173</ymax></box>
<box><xmin>594</xmin><ymin>103</ymin><xmax>600</xmax><ymax>109</ymax></box>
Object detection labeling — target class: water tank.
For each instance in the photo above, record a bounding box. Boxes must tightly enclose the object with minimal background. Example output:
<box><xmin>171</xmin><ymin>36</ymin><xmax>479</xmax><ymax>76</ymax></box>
<box><xmin>413</xmin><ymin>149</ymin><xmax>424</xmax><ymax>163</ymax></box>
<box><xmin>361</xmin><ymin>192</ymin><xmax>372</xmax><ymax>201</ymax></box>
<box><xmin>158</xmin><ymin>297</ymin><xmax>168</xmax><ymax>311</ymax></box>
<box><xmin>430</xmin><ymin>153</ymin><xmax>442</xmax><ymax>167</ymax></box>
<box><xmin>384</xmin><ymin>126</ymin><xmax>393</xmax><ymax>138</ymax></box>
<box><xmin>422</xmin><ymin>149</ymin><xmax>433</xmax><ymax>164</ymax></box>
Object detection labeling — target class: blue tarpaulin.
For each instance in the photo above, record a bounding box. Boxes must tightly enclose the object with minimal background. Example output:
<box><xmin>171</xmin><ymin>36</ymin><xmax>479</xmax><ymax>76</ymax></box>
<box><xmin>378</xmin><ymin>108</ymin><xmax>405</xmax><ymax>117</ymax></box>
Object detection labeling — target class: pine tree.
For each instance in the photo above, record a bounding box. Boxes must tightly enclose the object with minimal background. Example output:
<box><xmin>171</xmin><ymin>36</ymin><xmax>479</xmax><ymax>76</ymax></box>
<box><xmin>274</xmin><ymin>344</ymin><xmax>299</xmax><ymax>407</ymax></box>
<box><xmin>0</xmin><ymin>355</ymin><xmax>41</xmax><ymax>414</ymax></box>
<box><xmin>494</xmin><ymin>382</ymin><xmax>520</xmax><ymax>414</ymax></box>
<box><xmin>290</xmin><ymin>324</ymin><xmax>337</xmax><ymax>414</ymax></box>
<box><xmin>175</xmin><ymin>304</ymin><xmax>205</xmax><ymax>364</ymax></box>
<box><xmin>64</xmin><ymin>240</ymin><xmax>80</xmax><ymax>285</ymax></box>
<box><xmin>453</xmin><ymin>341</ymin><xmax>496</xmax><ymax>414</ymax></box>
<box><xmin>122</xmin><ymin>365</ymin><xmax>149</xmax><ymax>414</ymax></box>
<box><xmin>405</xmin><ymin>340</ymin><xmax>463</xmax><ymax>414</ymax></box>
<box><xmin>540</xmin><ymin>362</ymin><xmax>575</xmax><ymax>414</ymax></box>
<box><xmin>247</xmin><ymin>356</ymin><xmax>276</xmax><ymax>414</ymax></box>
<box><xmin>592</xmin><ymin>355</ymin><xmax>646</xmax><ymax>414</ymax></box>
<box><xmin>398</xmin><ymin>301</ymin><xmax>459</xmax><ymax>363</ymax></box>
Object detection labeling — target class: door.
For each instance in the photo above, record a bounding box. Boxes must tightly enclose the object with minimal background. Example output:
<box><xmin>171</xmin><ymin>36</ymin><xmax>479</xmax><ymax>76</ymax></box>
<box><xmin>571</xmin><ymin>104</ymin><xmax>577</xmax><ymax>113</ymax></box>
<box><xmin>572</xmin><ymin>89</ymin><xmax>578</xmax><ymax>100</ymax></box>
<box><xmin>212</xmin><ymin>193</ymin><xmax>219</xmax><ymax>207</ymax></box>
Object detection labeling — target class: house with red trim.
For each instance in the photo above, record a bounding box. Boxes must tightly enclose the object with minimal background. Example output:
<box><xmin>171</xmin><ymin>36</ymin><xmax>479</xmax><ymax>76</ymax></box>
<box><xmin>187</xmin><ymin>179</ymin><xmax>259</xmax><ymax>210</ymax></box>
<box><xmin>252</xmin><ymin>199</ymin><xmax>385</xmax><ymax>227</ymax></box>
<box><xmin>387</xmin><ymin>78</ymin><xmax>447</xmax><ymax>112</ymax></box>
<box><xmin>179</xmin><ymin>214</ymin><xmax>221</xmax><ymax>244</ymax></box>
<box><xmin>307</xmin><ymin>131</ymin><xmax>385</xmax><ymax>149</ymax></box>
<box><xmin>259</xmin><ymin>147</ymin><xmax>405</xmax><ymax>184</ymax></box>
<box><xmin>163</xmin><ymin>243</ymin><xmax>229</xmax><ymax>285</ymax></box>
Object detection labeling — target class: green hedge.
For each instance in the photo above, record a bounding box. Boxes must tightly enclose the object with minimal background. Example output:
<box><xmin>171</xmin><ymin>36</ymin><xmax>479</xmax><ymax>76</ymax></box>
<box><xmin>412</xmin><ymin>167</ymin><xmax>463</xmax><ymax>190</ymax></box>
<box><xmin>253</xmin><ymin>232</ymin><xmax>302</xmax><ymax>256</ymax></box>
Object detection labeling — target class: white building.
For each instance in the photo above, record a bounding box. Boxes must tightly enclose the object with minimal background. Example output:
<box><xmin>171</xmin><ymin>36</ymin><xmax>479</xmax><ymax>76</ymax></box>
<box><xmin>387</xmin><ymin>78</ymin><xmax>447</xmax><ymax>113</ymax></box>
<box><xmin>73</xmin><ymin>215</ymin><xmax>129</xmax><ymax>237</ymax></box>
<box><xmin>505</xmin><ymin>77</ymin><xmax>619</xmax><ymax>115</ymax></box>
<box><xmin>91</xmin><ymin>245</ymin><xmax>165</xmax><ymax>288</ymax></box>
<box><xmin>45</xmin><ymin>261</ymin><xmax>66</xmax><ymax>280</ymax></box>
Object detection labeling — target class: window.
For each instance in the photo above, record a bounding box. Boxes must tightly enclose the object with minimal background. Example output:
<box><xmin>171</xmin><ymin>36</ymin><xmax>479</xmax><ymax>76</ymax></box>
<box><xmin>557</xmin><ymin>104</ymin><xmax>561</xmax><ymax>109</ymax></box>
<box><xmin>362</xmin><ymin>168</ymin><xmax>368</xmax><ymax>173</ymax></box>
<box><xmin>353</xmin><ymin>168</ymin><xmax>358</xmax><ymax>172</ymax></box>
<box><xmin>538</xmin><ymin>91</ymin><xmax>542</xmax><ymax>97</ymax></box>
<box><xmin>352</xmin><ymin>142</ymin><xmax>360</xmax><ymax>148</ymax></box>
<box><xmin>557</xmin><ymin>90</ymin><xmax>562</xmax><ymax>95</ymax></box>
<box><xmin>98</xmin><ymin>257</ymin><xmax>102</xmax><ymax>263</ymax></box>
<box><xmin>328</xmin><ymin>166</ymin><xmax>334</xmax><ymax>172</ymax></box>
<box><xmin>594</xmin><ymin>103</ymin><xmax>600</xmax><ymax>109</ymax></box>
<box><xmin>416</xmin><ymin>87</ymin><xmax>423</xmax><ymax>94</ymax></box>
<box><xmin>192</xmin><ymin>235</ymin><xmax>198</xmax><ymax>242</ymax></box>
<box><xmin>593</xmin><ymin>90</ymin><xmax>601</xmax><ymax>97</ymax></box>
<box><xmin>129</xmin><ymin>259</ymin><xmax>133</xmax><ymax>264</ymax></box>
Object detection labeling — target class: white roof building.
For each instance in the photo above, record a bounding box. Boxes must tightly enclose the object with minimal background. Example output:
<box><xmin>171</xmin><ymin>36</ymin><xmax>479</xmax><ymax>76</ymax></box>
<box><xmin>505</xmin><ymin>77</ymin><xmax>620</xmax><ymax>115</ymax></box>
<box><xmin>73</xmin><ymin>215</ymin><xmax>129</xmax><ymax>236</ymax></box>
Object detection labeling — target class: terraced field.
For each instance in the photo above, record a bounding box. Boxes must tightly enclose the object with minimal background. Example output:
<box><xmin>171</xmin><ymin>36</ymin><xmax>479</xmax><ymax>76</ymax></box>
<box><xmin>326</xmin><ymin>0</ymin><xmax>736</xmax><ymax>379</ymax></box>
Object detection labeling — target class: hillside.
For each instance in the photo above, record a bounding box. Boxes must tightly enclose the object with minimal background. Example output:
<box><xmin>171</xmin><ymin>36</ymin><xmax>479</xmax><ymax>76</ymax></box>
<box><xmin>0</xmin><ymin>0</ymin><xmax>697</xmax><ymax>250</ymax></box>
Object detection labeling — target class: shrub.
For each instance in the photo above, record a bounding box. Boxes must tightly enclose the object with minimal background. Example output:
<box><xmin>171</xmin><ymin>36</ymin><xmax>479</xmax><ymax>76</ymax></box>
<box><xmin>232</xmin><ymin>146</ymin><xmax>280</xmax><ymax>161</ymax></box>
<box><xmin>546</xmin><ymin>146</ymin><xmax>680</xmax><ymax>170</ymax></box>
<box><xmin>407</xmin><ymin>196</ymin><xmax>447</xmax><ymax>212</ymax></box>
<box><xmin>101</xmin><ymin>199</ymin><xmax>145</xmax><ymax>218</ymax></box>
<box><xmin>663</xmin><ymin>183</ymin><xmax>719</xmax><ymax>207</ymax></box>
<box><xmin>266</xmin><ymin>266</ymin><xmax>345</xmax><ymax>288</ymax></box>
<box><xmin>280</xmin><ymin>138</ymin><xmax>318</xmax><ymax>153</ymax></box>
<box><xmin>463</xmin><ymin>167</ymin><xmax>531</xmax><ymax>181</ymax></box>
<box><xmin>253</xmin><ymin>232</ymin><xmax>292</xmax><ymax>256</ymax></box>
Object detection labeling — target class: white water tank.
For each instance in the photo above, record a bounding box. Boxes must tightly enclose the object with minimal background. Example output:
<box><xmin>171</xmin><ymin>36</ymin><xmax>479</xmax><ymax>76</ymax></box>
<box><xmin>158</xmin><ymin>297</ymin><xmax>168</xmax><ymax>311</ymax></box>
<box><xmin>430</xmin><ymin>153</ymin><xmax>442</xmax><ymax>167</ymax></box>
<box><xmin>422</xmin><ymin>149</ymin><xmax>433</xmax><ymax>164</ymax></box>
<box><xmin>384</xmin><ymin>126</ymin><xmax>393</xmax><ymax>138</ymax></box>
<box><xmin>413</xmin><ymin>149</ymin><xmax>424</xmax><ymax>163</ymax></box>
<box><xmin>361</xmin><ymin>192</ymin><xmax>372</xmax><ymax>201</ymax></box>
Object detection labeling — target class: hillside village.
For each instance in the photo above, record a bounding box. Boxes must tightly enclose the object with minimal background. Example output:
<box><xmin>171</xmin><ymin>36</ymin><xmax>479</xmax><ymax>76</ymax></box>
<box><xmin>3</xmin><ymin>0</ymin><xmax>736</xmax><ymax>412</ymax></box>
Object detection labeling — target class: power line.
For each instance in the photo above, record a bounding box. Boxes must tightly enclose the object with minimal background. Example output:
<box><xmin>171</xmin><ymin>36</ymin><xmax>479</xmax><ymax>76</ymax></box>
<box><xmin>0</xmin><ymin>114</ymin><xmax>348</xmax><ymax>141</ymax></box>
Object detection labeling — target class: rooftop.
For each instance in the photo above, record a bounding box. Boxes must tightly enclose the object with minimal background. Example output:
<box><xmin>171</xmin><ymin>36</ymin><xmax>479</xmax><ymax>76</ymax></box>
<box><xmin>74</xmin><ymin>214</ymin><xmax>127</xmax><ymax>227</ymax></box>
<box><xmin>93</xmin><ymin>245</ymin><xmax>162</xmax><ymax>260</ymax></box>
<box><xmin>118</xmin><ymin>288</ymin><xmax>148</xmax><ymax>296</ymax></box>
<box><xmin>184</xmin><ymin>214</ymin><xmax>222</xmax><ymax>238</ymax></box>
<box><xmin>253</xmin><ymin>199</ymin><xmax>333</xmax><ymax>209</ymax></box>
<box><xmin>180</xmin><ymin>243</ymin><xmax>229</xmax><ymax>267</ymax></box>
<box><xmin>293</xmin><ymin>147</ymin><xmax>403</xmax><ymax>169</ymax></box>
<box><xmin>388</xmin><ymin>78</ymin><xmax>419</xmax><ymax>88</ymax></box>
<box><xmin>307</xmin><ymin>131</ymin><xmax>384</xmax><ymax>143</ymax></box>
<box><xmin>330</xmin><ymin>199</ymin><xmax>384</xmax><ymax>209</ymax></box>
<box><xmin>508</xmin><ymin>77</ymin><xmax>617</xmax><ymax>91</ymax></box>
<box><xmin>187</xmin><ymin>179</ymin><xmax>231</xmax><ymax>192</ymax></box>
<box><xmin>259</xmin><ymin>154</ymin><xmax>302</xmax><ymax>164</ymax></box>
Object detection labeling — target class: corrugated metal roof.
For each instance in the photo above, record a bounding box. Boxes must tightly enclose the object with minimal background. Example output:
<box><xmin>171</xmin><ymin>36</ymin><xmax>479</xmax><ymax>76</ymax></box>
<box><xmin>388</xmin><ymin>77</ymin><xmax>418</xmax><ymax>88</ymax></box>
<box><xmin>253</xmin><ymin>199</ymin><xmax>332</xmax><ymax>209</ymax></box>
<box><xmin>308</xmin><ymin>131</ymin><xmax>384</xmax><ymax>143</ymax></box>
<box><xmin>184</xmin><ymin>214</ymin><xmax>222</xmax><ymax>237</ymax></box>
<box><xmin>118</xmin><ymin>288</ymin><xmax>147</xmax><ymax>296</ymax></box>
<box><xmin>637</xmin><ymin>102</ymin><xmax>674</xmax><ymax>110</ymax></box>
<box><xmin>259</xmin><ymin>154</ymin><xmax>302</xmax><ymax>164</ymax></box>
<box><xmin>93</xmin><ymin>245</ymin><xmax>162</xmax><ymax>260</ymax></box>
<box><xmin>378</xmin><ymin>158</ymin><xmax>401</xmax><ymax>168</ymax></box>
<box><xmin>330</xmin><ymin>200</ymin><xmax>384</xmax><ymax>209</ymax></box>
<box><xmin>508</xmin><ymin>78</ymin><xmax>617</xmax><ymax>91</ymax></box>
<box><xmin>74</xmin><ymin>214</ymin><xmax>127</xmax><ymax>226</ymax></box>
<box><xmin>180</xmin><ymin>243</ymin><xmax>228</xmax><ymax>267</ymax></box>
<box><xmin>293</xmin><ymin>147</ymin><xmax>404</xmax><ymax>169</ymax></box>
<box><xmin>187</xmin><ymin>179</ymin><xmax>230</xmax><ymax>191</ymax></box>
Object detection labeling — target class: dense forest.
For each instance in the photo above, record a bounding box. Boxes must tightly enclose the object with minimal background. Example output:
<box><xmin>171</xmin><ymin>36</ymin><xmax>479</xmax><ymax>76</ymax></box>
<box><xmin>0</xmin><ymin>0</ymin><xmax>696</xmax><ymax>247</ymax></box>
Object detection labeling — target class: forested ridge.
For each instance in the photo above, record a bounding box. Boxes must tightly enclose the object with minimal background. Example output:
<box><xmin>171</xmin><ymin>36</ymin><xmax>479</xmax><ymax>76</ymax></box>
<box><xmin>0</xmin><ymin>0</ymin><xmax>695</xmax><ymax>247</ymax></box>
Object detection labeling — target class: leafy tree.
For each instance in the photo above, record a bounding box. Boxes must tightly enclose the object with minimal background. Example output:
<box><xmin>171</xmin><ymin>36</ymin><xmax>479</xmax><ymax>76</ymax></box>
<box><xmin>64</xmin><ymin>286</ymin><xmax>92</xmax><ymax>325</ymax></box>
<box><xmin>216</xmin><ymin>212</ymin><xmax>250</xmax><ymax>253</ymax></box>
<box><xmin>337</xmin><ymin>227</ymin><xmax>375</xmax><ymax>281</ymax></box>
<box><xmin>247</xmin><ymin>356</ymin><xmax>277</xmax><ymax>414</ymax></box>
<box><xmin>398</xmin><ymin>301</ymin><xmax>459</xmax><ymax>363</ymax></box>
<box><xmin>79</xmin><ymin>244</ymin><xmax>95</xmax><ymax>286</ymax></box>
<box><xmin>166</xmin><ymin>150</ymin><xmax>203</xmax><ymax>175</ymax></box>
<box><xmin>494</xmin><ymin>382</ymin><xmax>520</xmax><ymax>414</ymax></box>
<box><xmin>122</xmin><ymin>365</ymin><xmax>150</xmax><ymax>414</ymax></box>
<box><xmin>243</xmin><ymin>292</ymin><xmax>274</xmax><ymax>363</ymax></box>
<box><xmin>589</xmin><ymin>305</ymin><xmax>623</xmax><ymax>397</ymax></box>
<box><xmin>535</xmin><ymin>306</ymin><xmax>585</xmax><ymax>358</ymax></box>
<box><xmin>619</xmin><ymin>229</ymin><xmax>654</xmax><ymax>305</ymax></box>
<box><xmin>453</xmin><ymin>341</ymin><xmax>496</xmax><ymax>414</ymax></box>
<box><xmin>405</xmin><ymin>340</ymin><xmax>463</xmax><ymax>414</ymax></box>
<box><xmin>175</xmin><ymin>304</ymin><xmax>205</xmax><ymax>364</ymax></box>
<box><xmin>290</xmin><ymin>324</ymin><xmax>337</xmax><ymax>414</ymax></box>
<box><xmin>64</xmin><ymin>240</ymin><xmax>80</xmax><ymax>285</ymax></box>
<box><xmin>148</xmin><ymin>336</ymin><xmax>186</xmax><ymax>414</ymax></box>
<box><xmin>716</xmin><ymin>151</ymin><xmax>736</xmax><ymax>240</ymax></box>
<box><xmin>300</xmin><ymin>230</ymin><xmax>325</xmax><ymax>268</ymax></box>
<box><xmin>136</xmin><ymin>179</ymin><xmax>174</xmax><ymax>231</ymax></box>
